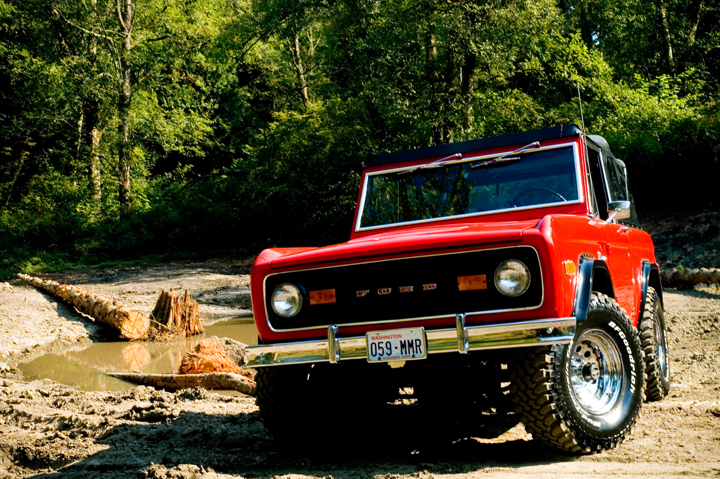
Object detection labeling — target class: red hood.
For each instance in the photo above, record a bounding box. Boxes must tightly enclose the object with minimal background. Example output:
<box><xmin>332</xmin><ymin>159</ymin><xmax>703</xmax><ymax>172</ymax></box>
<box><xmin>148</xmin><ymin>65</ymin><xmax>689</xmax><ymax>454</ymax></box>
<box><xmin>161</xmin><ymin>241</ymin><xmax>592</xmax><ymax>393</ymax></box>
<box><xmin>270</xmin><ymin>220</ymin><xmax>540</xmax><ymax>269</ymax></box>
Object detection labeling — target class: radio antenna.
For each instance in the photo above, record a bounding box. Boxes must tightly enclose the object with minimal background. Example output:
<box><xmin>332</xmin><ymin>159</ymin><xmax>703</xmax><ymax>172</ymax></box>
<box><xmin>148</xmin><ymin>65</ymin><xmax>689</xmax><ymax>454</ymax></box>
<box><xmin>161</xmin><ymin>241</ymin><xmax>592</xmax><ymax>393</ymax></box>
<box><xmin>577</xmin><ymin>81</ymin><xmax>596</xmax><ymax>218</ymax></box>
<box><xmin>577</xmin><ymin>82</ymin><xmax>587</xmax><ymax>137</ymax></box>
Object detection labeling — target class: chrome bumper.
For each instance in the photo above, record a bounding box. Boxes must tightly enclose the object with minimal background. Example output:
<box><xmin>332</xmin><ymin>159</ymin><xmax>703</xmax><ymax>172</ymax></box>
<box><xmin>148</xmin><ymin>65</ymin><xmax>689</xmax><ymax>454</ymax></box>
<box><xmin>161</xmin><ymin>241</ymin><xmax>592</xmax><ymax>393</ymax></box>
<box><xmin>246</xmin><ymin>316</ymin><xmax>576</xmax><ymax>367</ymax></box>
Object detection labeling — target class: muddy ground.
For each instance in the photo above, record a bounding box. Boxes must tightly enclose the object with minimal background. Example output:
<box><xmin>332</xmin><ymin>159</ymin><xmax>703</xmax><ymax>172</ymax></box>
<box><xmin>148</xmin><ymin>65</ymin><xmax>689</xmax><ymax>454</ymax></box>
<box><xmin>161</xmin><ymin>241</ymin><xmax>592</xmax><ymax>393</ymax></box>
<box><xmin>0</xmin><ymin>256</ymin><xmax>719</xmax><ymax>478</ymax></box>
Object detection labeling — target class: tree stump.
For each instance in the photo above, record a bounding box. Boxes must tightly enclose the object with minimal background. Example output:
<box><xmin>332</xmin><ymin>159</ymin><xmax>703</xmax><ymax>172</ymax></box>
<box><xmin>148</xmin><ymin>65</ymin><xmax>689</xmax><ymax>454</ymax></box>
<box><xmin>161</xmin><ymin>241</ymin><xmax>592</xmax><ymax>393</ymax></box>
<box><xmin>149</xmin><ymin>289</ymin><xmax>204</xmax><ymax>340</ymax></box>
<box><xmin>17</xmin><ymin>274</ymin><xmax>150</xmax><ymax>339</ymax></box>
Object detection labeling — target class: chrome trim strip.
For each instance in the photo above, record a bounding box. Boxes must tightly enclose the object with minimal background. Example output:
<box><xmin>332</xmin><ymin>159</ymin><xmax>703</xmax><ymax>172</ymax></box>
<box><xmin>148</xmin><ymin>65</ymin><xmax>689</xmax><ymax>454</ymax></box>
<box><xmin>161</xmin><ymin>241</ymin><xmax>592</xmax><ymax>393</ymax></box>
<box><xmin>328</xmin><ymin>325</ymin><xmax>340</xmax><ymax>364</ymax></box>
<box><xmin>355</xmin><ymin>142</ymin><xmax>582</xmax><ymax>232</ymax></box>
<box><xmin>456</xmin><ymin>313</ymin><xmax>469</xmax><ymax>354</ymax></box>
<box><xmin>247</xmin><ymin>317</ymin><xmax>576</xmax><ymax>367</ymax></box>
<box><xmin>262</xmin><ymin>245</ymin><xmax>544</xmax><ymax>333</ymax></box>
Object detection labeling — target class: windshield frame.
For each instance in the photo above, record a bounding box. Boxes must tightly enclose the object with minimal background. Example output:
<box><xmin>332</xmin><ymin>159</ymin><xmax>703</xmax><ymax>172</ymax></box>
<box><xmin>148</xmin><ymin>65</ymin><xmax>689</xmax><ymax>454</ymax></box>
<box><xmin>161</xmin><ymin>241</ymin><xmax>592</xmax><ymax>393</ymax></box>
<box><xmin>354</xmin><ymin>141</ymin><xmax>584</xmax><ymax>232</ymax></box>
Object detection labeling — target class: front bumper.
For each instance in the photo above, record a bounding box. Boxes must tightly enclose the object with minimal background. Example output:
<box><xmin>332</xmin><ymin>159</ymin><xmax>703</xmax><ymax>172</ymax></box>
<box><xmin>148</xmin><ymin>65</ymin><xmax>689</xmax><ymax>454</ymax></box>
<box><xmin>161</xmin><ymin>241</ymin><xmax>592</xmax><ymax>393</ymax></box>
<box><xmin>246</xmin><ymin>316</ymin><xmax>576</xmax><ymax>367</ymax></box>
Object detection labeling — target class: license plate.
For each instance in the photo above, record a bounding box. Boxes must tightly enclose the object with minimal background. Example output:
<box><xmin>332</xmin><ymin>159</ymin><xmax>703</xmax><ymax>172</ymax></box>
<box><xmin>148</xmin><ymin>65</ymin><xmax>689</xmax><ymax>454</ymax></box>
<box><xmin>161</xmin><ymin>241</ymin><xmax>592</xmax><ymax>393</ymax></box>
<box><xmin>366</xmin><ymin>328</ymin><xmax>427</xmax><ymax>362</ymax></box>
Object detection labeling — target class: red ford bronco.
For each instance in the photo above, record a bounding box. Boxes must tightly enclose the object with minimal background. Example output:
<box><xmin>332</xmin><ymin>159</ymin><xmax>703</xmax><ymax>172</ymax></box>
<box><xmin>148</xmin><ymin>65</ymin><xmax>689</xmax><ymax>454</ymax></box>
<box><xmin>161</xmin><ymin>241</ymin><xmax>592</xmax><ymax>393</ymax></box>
<box><xmin>246</xmin><ymin>125</ymin><xmax>670</xmax><ymax>453</ymax></box>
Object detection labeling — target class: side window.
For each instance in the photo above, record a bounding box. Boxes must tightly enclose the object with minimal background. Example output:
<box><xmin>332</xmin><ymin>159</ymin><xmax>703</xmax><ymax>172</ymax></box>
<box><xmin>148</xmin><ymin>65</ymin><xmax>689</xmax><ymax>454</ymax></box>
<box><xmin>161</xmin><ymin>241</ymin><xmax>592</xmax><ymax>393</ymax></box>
<box><xmin>602</xmin><ymin>157</ymin><xmax>629</xmax><ymax>201</ymax></box>
<box><xmin>586</xmin><ymin>147</ymin><xmax>608</xmax><ymax>219</ymax></box>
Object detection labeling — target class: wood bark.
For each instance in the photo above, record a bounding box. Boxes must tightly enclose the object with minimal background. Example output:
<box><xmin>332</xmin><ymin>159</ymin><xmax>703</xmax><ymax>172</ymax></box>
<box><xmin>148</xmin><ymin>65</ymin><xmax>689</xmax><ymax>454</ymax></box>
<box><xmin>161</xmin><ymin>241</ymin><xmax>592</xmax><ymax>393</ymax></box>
<box><xmin>86</xmin><ymin>0</ymin><xmax>102</xmax><ymax>201</ymax></box>
<box><xmin>81</xmin><ymin>98</ymin><xmax>103</xmax><ymax>200</ymax></box>
<box><xmin>688</xmin><ymin>0</ymin><xmax>705</xmax><ymax>46</ymax></box>
<box><xmin>117</xmin><ymin>0</ymin><xmax>133</xmax><ymax>209</ymax></box>
<box><xmin>178</xmin><ymin>336</ymin><xmax>249</xmax><ymax>377</ymax></box>
<box><xmin>287</xmin><ymin>29</ymin><xmax>309</xmax><ymax>107</ymax></box>
<box><xmin>579</xmin><ymin>0</ymin><xmax>593</xmax><ymax>50</ymax></box>
<box><xmin>656</xmin><ymin>0</ymin><xmax>675</xmax><ymax>69</ymax></box>
<box><xmin>219</xmin><ymin>337</ymin><xmax>248</xmax><ymax>367</ymax></box>
<box><xmin>660</xmin><ymin>267</ymin><xmax>720</xmax><ymax>289</ymax></box>
<box><xmin>17</xmin><ymin>274</ymin><xmax>150</xmax><ymax>339</ymax></box>
<box><xmin>149</xmin><ymin>289</ymin><xmax>204</xmax><ymax>340</ymax></box>
<box><xmin>108</xmin><ymin>372</ymin><xmax>257</xmax><ymax>396</ymax></box>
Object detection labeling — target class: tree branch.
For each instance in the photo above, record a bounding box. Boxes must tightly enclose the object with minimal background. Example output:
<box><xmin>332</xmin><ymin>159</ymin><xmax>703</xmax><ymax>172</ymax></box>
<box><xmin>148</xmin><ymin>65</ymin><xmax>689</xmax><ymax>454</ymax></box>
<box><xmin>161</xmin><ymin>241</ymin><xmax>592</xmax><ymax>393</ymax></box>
<box><xmin>53</xmin><ymin>6</ymin><xmax>117</xmax><ymax>42</ymax></box>
<box><xmin>116</xmin><ymin>0</ymin><xmax>127</xmax><ymax>31</ymax></box>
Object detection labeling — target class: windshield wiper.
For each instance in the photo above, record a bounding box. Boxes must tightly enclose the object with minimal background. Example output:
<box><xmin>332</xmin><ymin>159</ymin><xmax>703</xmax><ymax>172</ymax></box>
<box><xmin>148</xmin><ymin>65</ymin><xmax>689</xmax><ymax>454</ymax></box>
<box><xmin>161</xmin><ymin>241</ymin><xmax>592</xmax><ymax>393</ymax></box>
<box><xmin>470</xmin><ymin>141</ymin><xmax>540</xmax><ymax>169</ymax></box>
<box><xmin>395</xmin><ymin>152</ymin><xmax>463</xmax><ymax>176</ymax></box>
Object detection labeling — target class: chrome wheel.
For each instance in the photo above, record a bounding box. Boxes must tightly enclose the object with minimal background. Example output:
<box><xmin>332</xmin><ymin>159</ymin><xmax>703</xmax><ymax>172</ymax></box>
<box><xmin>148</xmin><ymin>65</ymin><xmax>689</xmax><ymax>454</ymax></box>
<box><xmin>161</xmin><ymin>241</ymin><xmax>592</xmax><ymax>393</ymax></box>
<box><xmin>570</xmin><ymin>329</ymin><xmax>624</xmax><ymax>415</ymax></box>
<box><xmin>511</xmin><ymin>293</ymin><xmax>644</xmax><ymax>453</ymax></box>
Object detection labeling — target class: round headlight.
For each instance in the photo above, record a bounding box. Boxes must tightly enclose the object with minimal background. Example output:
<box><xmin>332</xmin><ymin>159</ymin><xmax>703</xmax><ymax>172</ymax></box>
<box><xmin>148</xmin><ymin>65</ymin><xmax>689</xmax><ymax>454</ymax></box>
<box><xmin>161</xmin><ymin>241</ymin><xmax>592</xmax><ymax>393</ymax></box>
<box><xmin>271</xmin><ymin>283</ymin><xmax>303</xmax><ymax>318</ymax></box>
<box><xmin>494</xmin><ymin>260</ymin><xmax>531</xmax><ymax>297</ymax></box>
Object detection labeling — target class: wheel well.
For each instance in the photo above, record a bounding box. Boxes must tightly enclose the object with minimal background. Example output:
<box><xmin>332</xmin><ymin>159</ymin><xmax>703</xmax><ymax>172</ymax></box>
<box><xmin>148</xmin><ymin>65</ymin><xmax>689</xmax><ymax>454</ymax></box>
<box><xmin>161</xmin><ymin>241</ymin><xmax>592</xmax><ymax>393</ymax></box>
<box><xmin>591</xmin><ymin>265</ymin><xmax>615</xmax><ymax>299</ymax></box>
<box><xmin>648</xmin><ymin>268</ymin><xmax>664</xmax><ymax>308</ymax></box>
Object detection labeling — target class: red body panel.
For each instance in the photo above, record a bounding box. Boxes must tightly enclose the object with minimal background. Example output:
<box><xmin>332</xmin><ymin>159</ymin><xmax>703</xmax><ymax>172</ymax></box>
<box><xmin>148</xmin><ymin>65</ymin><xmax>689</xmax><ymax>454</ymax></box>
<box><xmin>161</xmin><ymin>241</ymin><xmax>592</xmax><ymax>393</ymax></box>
<box><xmin>251</xmin><ymin>135</ymin><xmax>656</xmax><ymax>344</ymax></box>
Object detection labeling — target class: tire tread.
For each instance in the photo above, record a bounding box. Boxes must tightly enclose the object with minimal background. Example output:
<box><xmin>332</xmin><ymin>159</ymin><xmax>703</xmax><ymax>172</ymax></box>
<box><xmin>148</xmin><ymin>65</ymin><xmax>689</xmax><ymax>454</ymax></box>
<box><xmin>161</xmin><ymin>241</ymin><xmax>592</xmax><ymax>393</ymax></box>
<box><xmin>510</xmin><ymin>292</ymin><xmax>643</xmax><ymax>454</ymax></box>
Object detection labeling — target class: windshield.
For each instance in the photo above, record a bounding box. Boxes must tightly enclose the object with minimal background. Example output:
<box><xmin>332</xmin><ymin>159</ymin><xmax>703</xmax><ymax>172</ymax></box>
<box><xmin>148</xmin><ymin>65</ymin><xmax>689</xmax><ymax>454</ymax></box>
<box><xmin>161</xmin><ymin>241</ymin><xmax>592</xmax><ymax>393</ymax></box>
<box><xmin>358</xmin><ymin>144</ymin><xmax>580</xmax><ymax>229</ymax></box>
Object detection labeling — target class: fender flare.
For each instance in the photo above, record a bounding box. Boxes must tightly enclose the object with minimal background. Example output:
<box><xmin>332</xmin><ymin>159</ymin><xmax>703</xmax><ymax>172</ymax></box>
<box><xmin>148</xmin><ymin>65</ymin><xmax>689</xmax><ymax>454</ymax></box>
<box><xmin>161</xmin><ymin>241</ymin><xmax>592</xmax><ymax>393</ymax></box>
<box><xmin>639</xmin><ymin>262</ymin><xmax>664</xmax><ymax>321</ymax></box>
<box><xmin>572</xmin><ymin>259</ymin><xmax>615</xmax><ymax>323</ymax></box>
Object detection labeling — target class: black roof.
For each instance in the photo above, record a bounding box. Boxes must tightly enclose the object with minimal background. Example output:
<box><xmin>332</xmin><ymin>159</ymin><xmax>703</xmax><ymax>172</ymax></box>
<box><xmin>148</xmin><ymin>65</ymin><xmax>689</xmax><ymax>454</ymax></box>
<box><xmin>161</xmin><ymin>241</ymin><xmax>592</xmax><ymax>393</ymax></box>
<box><xmin>365</xmin><ymin>125</ymin><xmax>582</xmax><ymax>168</ymax></box>
<box><xmin>587</xmin><ymin>134</ymin><xmax>616</xmax><ymax>159</ymax></box>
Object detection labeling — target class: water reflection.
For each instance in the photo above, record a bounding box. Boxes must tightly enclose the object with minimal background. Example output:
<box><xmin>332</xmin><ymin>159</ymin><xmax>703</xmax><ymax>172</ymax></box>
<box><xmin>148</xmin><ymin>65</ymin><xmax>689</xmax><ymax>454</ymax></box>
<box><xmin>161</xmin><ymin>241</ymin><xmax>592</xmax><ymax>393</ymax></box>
<box><xmin>19</xmin><ymin>317</ymin><xmax>258</xmax><ymax>391</ymax></box>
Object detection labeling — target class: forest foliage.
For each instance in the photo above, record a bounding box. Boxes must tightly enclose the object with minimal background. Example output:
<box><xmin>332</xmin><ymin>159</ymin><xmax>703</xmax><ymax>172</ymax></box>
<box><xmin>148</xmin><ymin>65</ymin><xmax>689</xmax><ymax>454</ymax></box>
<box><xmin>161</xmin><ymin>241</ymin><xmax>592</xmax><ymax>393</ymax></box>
<box><xmin>0</xmin><ymin>0</ymin><xmax>718</xmax><ymax>276</ymax></box>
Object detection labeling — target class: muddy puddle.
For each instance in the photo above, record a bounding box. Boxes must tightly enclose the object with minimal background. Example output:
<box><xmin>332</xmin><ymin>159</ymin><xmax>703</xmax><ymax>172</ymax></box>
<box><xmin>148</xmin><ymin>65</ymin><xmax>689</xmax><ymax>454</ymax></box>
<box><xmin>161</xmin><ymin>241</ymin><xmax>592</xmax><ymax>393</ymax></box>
<box><xmin>19</xmin><ymin>316</ymin><xmax>257</xmax><ymax>391</ymax></box>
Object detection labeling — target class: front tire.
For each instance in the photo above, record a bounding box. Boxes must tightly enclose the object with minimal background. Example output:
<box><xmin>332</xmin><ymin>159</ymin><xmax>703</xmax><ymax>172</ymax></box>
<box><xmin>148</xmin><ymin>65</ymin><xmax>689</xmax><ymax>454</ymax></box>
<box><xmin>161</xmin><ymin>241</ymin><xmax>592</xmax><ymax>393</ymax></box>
<box><xmin>640</xmin><ymin>287</ymin><xmax>671</xmax><ymax>401</ymax></box>
<box><xmin>510</xmin><ymin>293</ymin><xmax>644</xmax><ymax>453</ymax></box>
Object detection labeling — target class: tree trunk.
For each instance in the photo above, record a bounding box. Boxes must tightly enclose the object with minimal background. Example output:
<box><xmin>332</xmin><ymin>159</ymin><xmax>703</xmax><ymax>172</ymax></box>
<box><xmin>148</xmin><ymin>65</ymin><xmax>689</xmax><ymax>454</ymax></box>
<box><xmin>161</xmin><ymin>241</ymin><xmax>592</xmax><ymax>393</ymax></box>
<box><xmin>178</xmin><ymin>336</ymin><xmax>248</xmax><ymax>375</ymax></box>
<box><xmin>4</xmin><ymin>150</ymin><xmax>28</xmax><ymax>207</ymax></box>
<box><xmin>82</xmin><ymin>98</ymin><xmax>103</xmax><ymax>200</ymax></box>
<box><xmin>89</xmin><ymin>124</ymin><xmax>103</xmax><ymax>199</ymax></box>
<box><xmin>460</xmin><ymin>10</ymin><xmax>477</xmax><ymax>134</ymax></box>
<box><xmin>107</xmin><ymin>372</ymin><xmax>257</xmax><ymax>396</ymax></box>
<box><xmin>149</xmin><ymin>289</ymin><xmax>204</xmax><ymax>340</ymax></box>
<box><xmin>287</xmin><ymin>29</ymin><xmax>309</xmax><ymax>107</ymax></box>
<box><xmin>18</xmin><ymin>274</ymin><xmax>150</xmax><ymax>339</ymax></box>
<box><xmin>656</xmin><ymin>0</ymin><xmax>674</xmax><ymax>69</ymax></box>
<box><xmin>426</xmin><ymin>9</ymin><xmax>444</xmax><ymax>145</ymax></box>
<box><xmin>579</xmin><ymin>0</ymin><xmax>594</xmax><ymax>49</ymax></box>
<box><xmin>688</xmin><ymin>0</ymin><xmax>705</xmax><ymax>46</ymax></box>
<box><xmin>87</xmin><ymin>0</ymin><xmax>102</xmax><ymax>201</ymax></box>
<box><xmin>117</xmin><ymin>0</ymin><xmax>133</xmax><ymax>209</ymax></box>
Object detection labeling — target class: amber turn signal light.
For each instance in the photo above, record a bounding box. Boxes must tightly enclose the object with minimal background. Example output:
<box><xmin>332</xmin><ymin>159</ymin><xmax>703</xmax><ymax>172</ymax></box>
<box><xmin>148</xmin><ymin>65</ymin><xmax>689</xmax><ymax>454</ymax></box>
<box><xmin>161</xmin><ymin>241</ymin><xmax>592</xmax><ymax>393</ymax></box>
<box><xmin>457</xmin><ymin>274</ymin><xmax>487</xmax><ymax>291</ymax></box>
<box><xmin>309</xmin><ymin>289</ymin><xmax>337</xmax><ymax>305</ymax></box>
<box><xmin>563</xmin><ymin>260</ymin><xmax>577</xmax><ymax>275</ymax></box>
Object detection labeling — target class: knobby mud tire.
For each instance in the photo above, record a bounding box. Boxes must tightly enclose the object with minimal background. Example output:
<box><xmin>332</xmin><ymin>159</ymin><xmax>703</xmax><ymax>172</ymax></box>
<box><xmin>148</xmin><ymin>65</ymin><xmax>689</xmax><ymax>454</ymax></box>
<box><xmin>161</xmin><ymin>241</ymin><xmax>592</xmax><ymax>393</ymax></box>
<box><xmin>255</xmin><ymin>365</ymin><xmax>314</xmax><ymax>440</ymax></box>
<box><xmin>640</xmin><ymin>287</ymin><xmax>671</xmax><ymax>402</ymax></box>
<box><xmin>510</xmin><ymin>293</ymin><xmax>644</xmax><ymax>454</ymax></box>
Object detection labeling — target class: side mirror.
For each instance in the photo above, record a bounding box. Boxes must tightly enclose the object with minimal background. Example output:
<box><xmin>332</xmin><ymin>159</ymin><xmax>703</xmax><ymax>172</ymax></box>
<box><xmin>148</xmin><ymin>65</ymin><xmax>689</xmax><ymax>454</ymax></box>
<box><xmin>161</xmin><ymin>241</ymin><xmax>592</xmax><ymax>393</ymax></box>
<box><xmin>607</xmin><ymin>200</ymin><xmax>631</xmax><ymax>222</ymax></box>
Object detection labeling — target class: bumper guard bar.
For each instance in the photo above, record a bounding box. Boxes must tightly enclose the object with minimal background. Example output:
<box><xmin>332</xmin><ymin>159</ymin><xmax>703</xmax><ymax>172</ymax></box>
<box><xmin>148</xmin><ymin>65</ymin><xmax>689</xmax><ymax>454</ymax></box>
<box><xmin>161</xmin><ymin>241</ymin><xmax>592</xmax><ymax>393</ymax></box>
<box><xmin>246</xmin><ymin>317</ymin><xmax>576</xmax><ymax>367</ymax></box>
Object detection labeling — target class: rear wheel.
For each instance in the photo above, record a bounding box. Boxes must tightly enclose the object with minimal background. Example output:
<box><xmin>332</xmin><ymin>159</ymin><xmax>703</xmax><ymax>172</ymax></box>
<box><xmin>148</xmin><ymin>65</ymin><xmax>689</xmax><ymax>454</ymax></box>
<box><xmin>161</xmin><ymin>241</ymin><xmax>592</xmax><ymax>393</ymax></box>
<box><xmin>640</xmin><ymin>287</ymin><xmax>671</xmax><ymax>401</ymax></box>
<box><xmin>510</xmin><ymin>293</ymin><xmax>644</xmax><ymax>453</ymax></box>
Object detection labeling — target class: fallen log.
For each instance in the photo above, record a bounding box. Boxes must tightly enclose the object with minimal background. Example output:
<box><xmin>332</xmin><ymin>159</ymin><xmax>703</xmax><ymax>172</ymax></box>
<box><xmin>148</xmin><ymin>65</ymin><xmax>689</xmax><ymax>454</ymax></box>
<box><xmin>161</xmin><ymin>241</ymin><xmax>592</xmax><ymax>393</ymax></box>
<box><xmin>108</xmin><ymin>372</ymin><xmax>257</xmax><ymax>396</ymax></box>
<box><xmin>660</xmin><ymin>267</ymin><xmax>720</xmax><ymax>289</ymax></box>
<box><xmin>149</xmin><ymin>289</ymin><xmax>204</xmax><ymax>340</ymax></box>
<box><xmin>18</xmin><ymin>274</ymin><xmax>150</xmax><ymax>340</ymax></box>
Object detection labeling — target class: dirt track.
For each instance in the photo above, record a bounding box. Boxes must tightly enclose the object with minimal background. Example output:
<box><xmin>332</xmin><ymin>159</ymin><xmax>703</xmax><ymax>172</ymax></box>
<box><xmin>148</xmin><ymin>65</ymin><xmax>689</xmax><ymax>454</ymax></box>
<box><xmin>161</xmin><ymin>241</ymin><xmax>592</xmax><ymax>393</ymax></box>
<box><xmin>0</xmin><ymin>260</ymin><xmax>719</xmax><ymax>478</ymax></box>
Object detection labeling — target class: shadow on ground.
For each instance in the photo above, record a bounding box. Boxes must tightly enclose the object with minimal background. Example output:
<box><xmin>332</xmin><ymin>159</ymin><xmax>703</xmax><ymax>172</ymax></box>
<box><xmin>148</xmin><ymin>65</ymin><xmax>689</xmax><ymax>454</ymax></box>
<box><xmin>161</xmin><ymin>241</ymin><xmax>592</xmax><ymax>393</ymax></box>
<box><xmin>31</xmin><ymin>405</ymin><xmax>574</xmax><ymax>479</ymax></box>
